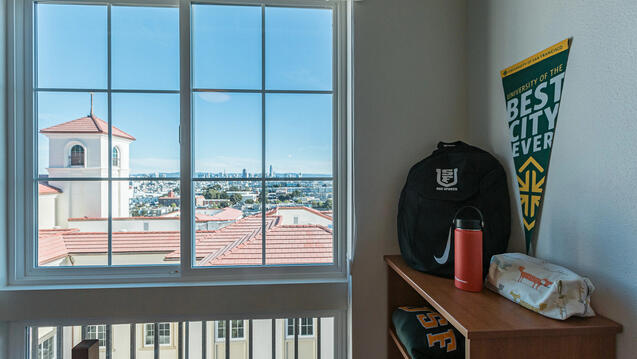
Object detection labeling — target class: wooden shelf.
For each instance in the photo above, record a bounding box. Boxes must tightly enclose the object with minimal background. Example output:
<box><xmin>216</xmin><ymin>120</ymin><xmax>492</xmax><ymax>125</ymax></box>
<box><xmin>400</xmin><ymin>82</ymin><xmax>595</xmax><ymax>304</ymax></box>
<box><xmin>388</xmin><ymin>328</ymin><xmax>410</xmax><ymax>359</ymax></box>
<box><xmin>385</xmin><ymin>255</ymin><xmax>622</xmax><ymax>358</ymax></box>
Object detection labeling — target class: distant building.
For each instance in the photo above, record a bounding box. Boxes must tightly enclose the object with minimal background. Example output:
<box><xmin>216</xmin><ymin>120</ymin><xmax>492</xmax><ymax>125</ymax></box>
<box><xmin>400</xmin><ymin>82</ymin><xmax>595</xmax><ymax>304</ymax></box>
<box><xmin>158</xmin><ymin>190</ymin><xmax>180</xmax><ymax>207</ymax></box>
<box><xmin>39</xmin><ymin>96</ymin><xmax>135</xmax><ymax>226</ymax></box>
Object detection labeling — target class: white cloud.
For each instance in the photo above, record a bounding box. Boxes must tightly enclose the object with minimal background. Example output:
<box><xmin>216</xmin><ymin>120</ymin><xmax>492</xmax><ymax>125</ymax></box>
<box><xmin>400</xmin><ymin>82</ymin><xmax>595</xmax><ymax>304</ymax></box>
<box><xmin>197</xmin><ymin>92</ymin><xmax>231</xmax><ymax>103</ymax></box>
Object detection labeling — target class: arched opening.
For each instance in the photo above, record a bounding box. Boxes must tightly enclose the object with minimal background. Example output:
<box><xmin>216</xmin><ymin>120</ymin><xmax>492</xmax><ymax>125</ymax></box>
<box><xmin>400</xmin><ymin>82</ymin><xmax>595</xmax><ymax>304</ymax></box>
<box><xmin>112</xmin><ymin>147</ymin><xmax>120</xmax><ymax>167</ymax></box>
<box><xmin>69</xmin><ymin>145</ymin><xmax>85</xmax><ymax>167</ymax></box>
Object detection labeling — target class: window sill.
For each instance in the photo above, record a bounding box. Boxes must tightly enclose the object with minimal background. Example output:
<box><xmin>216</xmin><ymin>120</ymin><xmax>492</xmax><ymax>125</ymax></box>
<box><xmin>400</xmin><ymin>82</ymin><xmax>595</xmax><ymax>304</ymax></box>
<box><xmin>2</xmin><ymin>275</ymin><xmax>348</xmax><ymax>291</ymax></box>
<box><xmin>0</xmin><ymin>280</ymin><xmax>349</xmax><ymax>323</ymax></box>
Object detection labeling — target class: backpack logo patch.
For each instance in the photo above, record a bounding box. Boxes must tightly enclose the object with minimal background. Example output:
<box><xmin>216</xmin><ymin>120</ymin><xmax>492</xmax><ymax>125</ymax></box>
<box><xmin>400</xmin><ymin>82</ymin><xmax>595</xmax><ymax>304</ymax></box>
<box><xmin>436</xmin><ymin>168</ymin><xmax>458</xmax><ymax>191</ymax></box>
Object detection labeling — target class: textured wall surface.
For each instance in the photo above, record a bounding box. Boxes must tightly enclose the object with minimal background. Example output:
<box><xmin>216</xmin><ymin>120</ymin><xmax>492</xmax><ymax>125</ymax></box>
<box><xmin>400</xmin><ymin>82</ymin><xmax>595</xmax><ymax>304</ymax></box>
<box><xmin>466</xmin><ymin>1</ymin><xmax>637</xmax><ymax>357</ymax></box>
<box><xmin>352</xmin><ymin>0</ymin><xmax>467</xmax><ymax>357</ymax></box>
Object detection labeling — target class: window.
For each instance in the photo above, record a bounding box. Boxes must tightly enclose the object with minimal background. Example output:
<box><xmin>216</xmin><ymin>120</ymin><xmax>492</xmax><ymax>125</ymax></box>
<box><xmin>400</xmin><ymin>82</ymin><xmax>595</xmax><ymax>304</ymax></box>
<box><xmin>215</xmin><ymin>320</ymin><xmax>245</xmax><ymax>341</ymax></box>
<box><xmin>112</xmin><ymin>147</ymin><xmax>120</xmax><ymax>167</ymax></box>
<box><xmin>231</xmin><ymin>320</ymin><xmax>245</xmax><ymax>339</ymax></box>
<box><xmin>86</xmin><ymin>325</ymin><xmax>106</xmax><ymax>348</ymax></box>
<box><xmin>286</xmin><ymin>318</ymin><xmax>314</xmax><ymax>337</ymax></box>
<box><xmin>215</xmin><ymin>321</ymin><xmax>225</xmax><ymax>340</ymax></box>
<box><xmin>69</xmin><ymin>145</ymin><xmax>85</xmax><ymax>167</ymax></box>
<box><xmin>144</xmin><ymin>323</ymin><xmax>171</xmax><ymax>346</ymax></box>
<box><xmin>10</xmin><ymin>0</ymin><xmax>348</xmax><ymax>288</ymax></box>
<box><xmin>300</xmin><ymin>317</ymin><xmax>314</xmax><ymax>336</ymax></box>
<box><xmin>286</xmin><ymin>318</ymin><xmax>295</xmax><ymax>337</ymax></box>
<box><xmin>38</xmin><ymin>336</ymin><xmax>56</xmax><ymax>359</ymax></box>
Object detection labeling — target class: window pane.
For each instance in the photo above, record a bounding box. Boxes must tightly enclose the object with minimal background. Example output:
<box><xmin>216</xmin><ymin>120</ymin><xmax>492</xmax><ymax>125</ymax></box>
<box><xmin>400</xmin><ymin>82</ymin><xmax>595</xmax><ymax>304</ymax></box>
<box><xmin>192</xmin><ymin>4</ymin><xmax>261</xmax><ymax>89</ymax></box>
<box><xmin>216</xmin><ymin>321</ymin><xmax>225</xmax><ymax>340</ymax></box>
<box><xmin>38</xmin><ymin>92</ymin><xmax>108</xmax><ymax>178</ymax></box>
<box><xmin>112</xmin><ymin>180</ymin><xmax>180</xmax><ymax>265</ymax></box>
<box><xmin>194</xmin><ymin>93</ymin><xmax>261</xmax><ymax>178</ymax></box>
<box><xmin>111</xmin><ymin>6</ymin><xmax>179</xmax><ymax>90</ymax></box>
<box><xmin>144</xmin><ymin>324</ymin><xmax>154</xmax><ymax>345</ymax></box>
<box><xmin>193</xmin><ymin>181</ymin><xmax>260</xmax><ymax>267</ymax></box>
<box><xmin>265</xmin><ymin>181</ymin><xmax>333</xmax><ymax>265</ymax></box>
<box><xmin>36</xmin><ymin>4</ymin><xmax>107</xmax><ymax>89</ymax></box>
<box><xmin>112</xmin><ymin>93</ymin><xmax>180</xmax><ymax>177</ymax></box>
<box><xmin>265</xmin><ymin>7</ymin><xmax>332</xmax><ymax>91</ymax></box>
<box><xmin>266</xmin><ymin>94</ymin><xmax>332</xmax><ymax>177</ymax></box>
<box><xmin>38</xmin><ymin>180</ymin><xmax>109</xmax><ymax>266</ymax></box>
<box><xmin>231</xmin><ymin>320</ymin><xmax>244</xmax><ymax>339</ymax></box>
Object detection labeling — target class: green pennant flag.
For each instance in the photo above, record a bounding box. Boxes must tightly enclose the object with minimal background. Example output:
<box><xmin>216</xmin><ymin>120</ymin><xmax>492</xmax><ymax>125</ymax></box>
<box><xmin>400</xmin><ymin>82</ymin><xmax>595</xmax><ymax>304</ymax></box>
<box><xmin>500</xmin><ymin>38</ymin><xmax>572</xmax><ymax>253</ymax></box>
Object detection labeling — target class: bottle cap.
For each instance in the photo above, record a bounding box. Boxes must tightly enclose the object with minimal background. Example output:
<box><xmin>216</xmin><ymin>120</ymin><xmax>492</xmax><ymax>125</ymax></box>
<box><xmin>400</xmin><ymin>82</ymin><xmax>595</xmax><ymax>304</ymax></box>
<box><xmin>455</xmin><ymin>218</ymin><xmax>482</xmax><ymax>230</ymax></box>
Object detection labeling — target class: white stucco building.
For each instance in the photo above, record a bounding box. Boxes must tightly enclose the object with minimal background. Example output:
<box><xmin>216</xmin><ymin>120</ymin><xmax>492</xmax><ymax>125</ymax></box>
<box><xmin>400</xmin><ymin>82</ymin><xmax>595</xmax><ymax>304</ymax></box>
<box><xmin>39</xmin><ymin>99</ymin><xmax>135</xmax><ymax>227</ymax></box>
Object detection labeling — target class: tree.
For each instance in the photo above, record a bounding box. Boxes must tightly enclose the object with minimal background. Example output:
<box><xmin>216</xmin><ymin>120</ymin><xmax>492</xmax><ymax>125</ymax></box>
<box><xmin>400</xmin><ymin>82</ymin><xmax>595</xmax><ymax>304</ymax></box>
<box><xmin>229</xmin><ymin>193</ymin><xmax>243</xmax><ymax>204</ymax></box>
<box><xmin>324</xmin><ymin>199</ymin><xmax>333</xmax><ymax>209</ymax></box>
<box><xmin>245</xmin><ymin>199</ymin><xmax>254</xmax><ymax>204</ymax></box>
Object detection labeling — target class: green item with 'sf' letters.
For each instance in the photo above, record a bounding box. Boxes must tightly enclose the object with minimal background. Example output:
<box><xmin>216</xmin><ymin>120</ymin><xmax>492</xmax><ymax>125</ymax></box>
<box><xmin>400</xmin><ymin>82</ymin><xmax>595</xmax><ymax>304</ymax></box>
<box><xmin>392</xmin><ymin>306</ymin><xmax>464</xmax><ymax>359</ymax></box>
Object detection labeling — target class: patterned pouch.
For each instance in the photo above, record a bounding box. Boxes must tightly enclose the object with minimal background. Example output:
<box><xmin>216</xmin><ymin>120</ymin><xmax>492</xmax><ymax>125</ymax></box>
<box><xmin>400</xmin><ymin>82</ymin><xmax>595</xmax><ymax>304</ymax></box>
<box><xmin>486</xmin><ymin>253</ymin><xmax>596</xmax><ymax>320</ymax></box>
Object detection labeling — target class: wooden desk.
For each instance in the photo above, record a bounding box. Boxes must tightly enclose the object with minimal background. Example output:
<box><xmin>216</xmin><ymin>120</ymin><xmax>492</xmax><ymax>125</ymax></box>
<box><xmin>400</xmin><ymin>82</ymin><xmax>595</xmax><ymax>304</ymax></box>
<box><xmin>385</xmin><ymin>255</ymin><xmax>622</xmax><ymax>359</ymax></box>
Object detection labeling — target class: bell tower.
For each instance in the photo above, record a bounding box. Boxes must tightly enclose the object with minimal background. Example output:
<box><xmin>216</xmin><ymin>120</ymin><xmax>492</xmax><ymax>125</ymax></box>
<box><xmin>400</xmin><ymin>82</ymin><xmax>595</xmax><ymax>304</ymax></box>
<box><xmin>40</xmin><ymin>94</ymin><xmax>135</xmax><ymax>227</ymax></box>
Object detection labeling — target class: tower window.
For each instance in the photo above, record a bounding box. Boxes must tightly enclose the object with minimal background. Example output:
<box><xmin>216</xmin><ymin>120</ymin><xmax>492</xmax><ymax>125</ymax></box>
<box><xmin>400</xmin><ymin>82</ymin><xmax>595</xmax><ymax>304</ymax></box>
<box><xmin>70</xmin><ymin>145</ymin><xmax>85</xmax><ymax>167</ymax></box>
<box><xmin>112</xmin><ymin>147</ymin><xmax>120</xmax><ymax>167</ymax></box>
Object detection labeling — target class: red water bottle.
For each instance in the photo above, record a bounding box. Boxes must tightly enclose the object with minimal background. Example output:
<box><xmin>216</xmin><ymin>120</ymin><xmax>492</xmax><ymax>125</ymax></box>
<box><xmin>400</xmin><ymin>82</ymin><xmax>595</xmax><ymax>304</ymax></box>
<box><xmin>452</xmin><ymin>206</ymin><xmax>484</xmax><ymax>292</ymax></box>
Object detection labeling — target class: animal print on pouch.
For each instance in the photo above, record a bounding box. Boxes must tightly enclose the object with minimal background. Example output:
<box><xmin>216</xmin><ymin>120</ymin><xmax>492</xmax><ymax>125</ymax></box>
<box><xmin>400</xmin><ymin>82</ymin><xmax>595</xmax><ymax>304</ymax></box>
<box><xmin>486</xmin><ymin>253</ymin><xmax>596</xmax><ymax>320</ymax></box>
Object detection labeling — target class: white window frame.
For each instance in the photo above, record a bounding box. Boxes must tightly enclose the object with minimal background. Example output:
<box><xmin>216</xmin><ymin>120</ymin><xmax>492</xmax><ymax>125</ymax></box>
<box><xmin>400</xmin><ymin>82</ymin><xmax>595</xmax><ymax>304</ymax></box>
<box><xmin>285</xmin><ymin>317</ymin><xmax>314</xmax><ymax>338</ymax></box>
<box><xmin>6</xmin><ymin>0</ymin><xmax>351</xmax><ymax>287</ymax></box>
<box><xmin>215</xmin><ymin>320</ymin><xmax>245</xmax><ymax>342</ymax></box>
<box><xmin>37</xmin><ymin>334</ymin><xmax>56</xmax><ymax>359</ymax></box>
<box><xmin>143</xmin><ymin>323</ymin><xmax>171</xmax><ymax>347</ymax></box>
<box><xmin>111</xmin><ymin>146</ymin><xmax>120</xmax><ymax>167</ymax></box>
<box><xmin>86</xmin><ymin>325</ymin><xmax>106</xmax><ymax>348</ymax></box>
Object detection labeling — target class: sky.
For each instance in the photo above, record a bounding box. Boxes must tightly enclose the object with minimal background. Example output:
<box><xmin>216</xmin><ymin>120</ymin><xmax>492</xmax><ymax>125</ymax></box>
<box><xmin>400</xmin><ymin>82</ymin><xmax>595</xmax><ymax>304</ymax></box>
<box><xmin>36</xmin><ymin>4</ymin><xmax>333</xmax><ymax>177</ymax></box>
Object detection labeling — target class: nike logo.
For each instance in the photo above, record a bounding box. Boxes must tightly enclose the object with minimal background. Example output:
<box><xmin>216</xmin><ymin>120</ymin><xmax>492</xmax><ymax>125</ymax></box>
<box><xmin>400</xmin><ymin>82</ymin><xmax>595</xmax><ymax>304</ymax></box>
<box><xmin>434</xmin><ymin>228</ymin><xmax>452</xmax><ymax>264</ymax></box>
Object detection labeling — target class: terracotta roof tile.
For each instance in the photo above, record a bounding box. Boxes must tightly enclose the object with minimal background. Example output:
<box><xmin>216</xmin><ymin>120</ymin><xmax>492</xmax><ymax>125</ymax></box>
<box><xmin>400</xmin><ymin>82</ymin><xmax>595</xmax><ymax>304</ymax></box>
<box><xmin>39</xmin><ymin>183</ymin><xmax>62</xmax><ymax>195</ymax></box>
<box><xmin>40</xmin><ymin>115</ymin><xmax>135</xmax><ymax>141</ymax></box>
<box><xmin>37</xmin><ymin>207</ymin><xmax>333</xmax><ymax>266</ymax></box>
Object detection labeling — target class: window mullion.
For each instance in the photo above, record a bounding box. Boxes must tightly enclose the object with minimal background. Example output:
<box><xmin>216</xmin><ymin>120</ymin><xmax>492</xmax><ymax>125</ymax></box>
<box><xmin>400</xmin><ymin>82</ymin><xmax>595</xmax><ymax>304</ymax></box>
<box><xmin>107</xmin><ymin>3</ymin><xmax>113</xmax><ymax>267</ymax></box>
<box><xmin>179</xmin><ymin>0</ymin><xmax>193</xmax><ymax>274</ymax></box>
<box><xmin>260</xmin><ymin>3</ymin><xmax>266</xmax><ymax>266</ymax></box>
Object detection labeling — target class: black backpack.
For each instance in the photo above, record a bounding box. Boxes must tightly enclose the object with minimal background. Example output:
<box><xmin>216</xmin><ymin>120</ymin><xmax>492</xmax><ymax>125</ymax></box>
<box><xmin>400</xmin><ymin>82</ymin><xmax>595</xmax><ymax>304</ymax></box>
<box><xmin>397</xmin><ymin>141</ymin><xmax>510</xmax><ymax>278</ymax></box>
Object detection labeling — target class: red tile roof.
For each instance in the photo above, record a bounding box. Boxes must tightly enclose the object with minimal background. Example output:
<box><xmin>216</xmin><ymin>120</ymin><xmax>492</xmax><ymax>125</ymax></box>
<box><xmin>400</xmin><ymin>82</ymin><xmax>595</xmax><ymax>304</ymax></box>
<box><xmin>202</xmin><ymin>224</ymin><xmax>333</xmax><ymax>266</ymax></box>
<box><xmin>40</xmin><ymin>115</ymin><xmax>135</xmax><ymax>141</ymax></box>
<box><xmin>39</xmin><ymin>183</ymin><xmax>62</xmax><ymax>195</ymax></box>
<box><xmin>38</xmin><ymin>208</ymin><xmax>333</xmax><ymax>266</ymax></box>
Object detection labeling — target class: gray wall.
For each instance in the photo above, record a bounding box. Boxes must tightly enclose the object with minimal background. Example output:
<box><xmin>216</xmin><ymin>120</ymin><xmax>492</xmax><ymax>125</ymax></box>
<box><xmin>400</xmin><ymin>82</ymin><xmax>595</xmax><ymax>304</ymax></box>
<box><xmin>352</xmin><ymin>0</ymin><xmax>467</xmax><ymax>357</ymax></box>
<box><xmin>467</xmin><ymin>1</ymin><xmax>637</xmax><ymax>357</ymax></box>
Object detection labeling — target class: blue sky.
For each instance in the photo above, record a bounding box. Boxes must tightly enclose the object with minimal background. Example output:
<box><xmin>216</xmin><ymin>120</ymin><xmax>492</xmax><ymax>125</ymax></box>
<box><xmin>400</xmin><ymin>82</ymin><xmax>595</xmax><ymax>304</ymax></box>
<box><xmin>37</xmin><ymin>4</ymin><xmax>332</xmax><ymax>176</ymax></box>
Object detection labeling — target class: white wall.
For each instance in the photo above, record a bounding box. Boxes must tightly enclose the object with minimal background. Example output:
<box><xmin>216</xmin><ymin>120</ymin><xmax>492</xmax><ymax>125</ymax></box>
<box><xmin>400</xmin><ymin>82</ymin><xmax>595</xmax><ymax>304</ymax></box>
<box><xmin>466</xmin><ymin>1</ymin><xmax>637</xmax><ymax>357</ymax></box>
<box><xmin>275</xmin><ymin>208</ymin><xmax>332</xmax><ymax>227</ymax></box>
<box><xmin>38</xmin><ymin>193</ymin><xmax>58</xmax><ymax>229</ymax></box>
<box><xmin>352</xmin><ymin>0</ymin><xmax>467</xmax><ymax>357</ymax></box>
<box><xmin>71</xmin><ymin>218</ymin><xmax>180</xmax><ymax>232</ymax></box>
